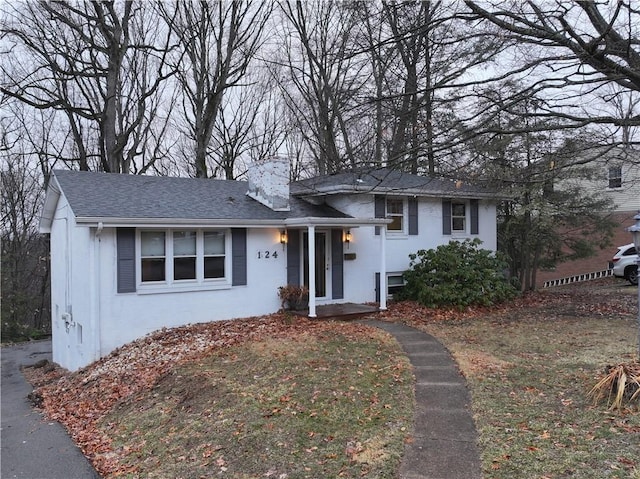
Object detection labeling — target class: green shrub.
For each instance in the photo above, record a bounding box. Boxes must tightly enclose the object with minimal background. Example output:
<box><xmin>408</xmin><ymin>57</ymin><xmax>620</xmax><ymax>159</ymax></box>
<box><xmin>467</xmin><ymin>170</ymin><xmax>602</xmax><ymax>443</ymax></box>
<box><xmin>397</xmin><ymin>239</ymin><xmax>518</xmax><ymax>309</ymax></box>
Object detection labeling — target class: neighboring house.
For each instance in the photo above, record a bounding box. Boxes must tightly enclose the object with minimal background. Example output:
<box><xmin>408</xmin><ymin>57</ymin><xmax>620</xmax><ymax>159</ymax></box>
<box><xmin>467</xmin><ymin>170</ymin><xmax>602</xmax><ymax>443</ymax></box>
<box><xmin>40</xmin><ymin>161</ymin><xmax>503</xmax><ymax>371</ymax></box>
<box><xmin>537</xmin><ymin>146</ymin><xmax>640</xmax><ymax>287</ymax></box>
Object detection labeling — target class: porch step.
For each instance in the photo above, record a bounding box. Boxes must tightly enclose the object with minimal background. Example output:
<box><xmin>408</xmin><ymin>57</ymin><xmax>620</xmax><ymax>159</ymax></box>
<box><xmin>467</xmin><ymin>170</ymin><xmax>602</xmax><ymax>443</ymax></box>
<box><xmin>292</xmin><ymin>303</ymin><xmax>379</xmax><ymax>320</ymax></box>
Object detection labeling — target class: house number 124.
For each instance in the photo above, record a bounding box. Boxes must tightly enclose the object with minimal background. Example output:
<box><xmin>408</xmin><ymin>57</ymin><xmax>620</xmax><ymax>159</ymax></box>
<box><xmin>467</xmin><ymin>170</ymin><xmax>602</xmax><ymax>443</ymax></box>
<box><xmin>257</xmin><ymin>251</ymin><xmax>278</xmax><ymax>259</ymax></box>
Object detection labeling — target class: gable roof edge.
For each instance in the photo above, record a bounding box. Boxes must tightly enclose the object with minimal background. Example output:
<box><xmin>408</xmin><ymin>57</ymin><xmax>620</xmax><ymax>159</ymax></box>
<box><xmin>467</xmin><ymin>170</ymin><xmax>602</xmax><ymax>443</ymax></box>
<box><xmin>39</xmin><ymin>176</ymin><xmax>61</xmax><ymax>234</ymax></box>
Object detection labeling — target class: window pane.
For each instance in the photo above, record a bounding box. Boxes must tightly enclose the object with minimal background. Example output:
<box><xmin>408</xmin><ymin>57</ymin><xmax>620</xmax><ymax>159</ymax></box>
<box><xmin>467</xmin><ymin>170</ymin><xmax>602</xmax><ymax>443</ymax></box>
<box><xmin>389</xmin><ymin>285</ymin><xmax>404</xmax><ymax>295</ymax></box>
<box><xmin>204</xmin><ymin>257</ymin><xmax>225</xmax><ymax>278</ymax></box>
<box><xmin>387</xmin><ymin>199</ymin><xmax>403</xmax><ymax>214</ymax></box>
<box><xmin>388</xmin><ymin>216</ymin><xmax>403</xmax><ymax>231</ymax></box>
<box><xmin>174</xmin><ymin>257</ymin><xmax>196</xmax><ymax>280</ymax></box>
<box><xmin>142</xmin><ymin>258</ymin><xmax>165</xmax><ymax>282</ymax></box>
<box><xmin>204</xmin><ymin>231</ymin><xmax>225</xmax><ymax>255</ymax></box>
<box><xmin>388</xmin><ymin>275</ymin><xmax>404</xmax><ymax>286</ymax></box>
<box><xmin>174</xmin><ymin>231</ymin><xmax>196</xmax><ymax>256</ymax></box>
<box><xmin>608</xmin><ymin>166</ymin><xmax>622</xmax><ymax>188</ymax></box>
<box><xmin>452</xmin><ymin>203</ymin><xmax>466</xmax><ymax>216</ymax></box>
<box><xmin>452</xmin><ymin>217</ymin><xmax>465</xmax><ymax>231</ymax></box>
<box><xmin>141</xmin><ymin>231</ymin><xmax>165</xmax><ymax>256</ymax></box>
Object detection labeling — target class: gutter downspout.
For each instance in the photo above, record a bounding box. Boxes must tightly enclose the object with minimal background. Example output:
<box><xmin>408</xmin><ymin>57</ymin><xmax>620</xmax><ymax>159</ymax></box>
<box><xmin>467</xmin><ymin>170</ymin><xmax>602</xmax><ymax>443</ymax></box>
<box><xmin>94</xmin><ymin>222</ymin><xmax>103</xmax><ymax>361</ymax></box>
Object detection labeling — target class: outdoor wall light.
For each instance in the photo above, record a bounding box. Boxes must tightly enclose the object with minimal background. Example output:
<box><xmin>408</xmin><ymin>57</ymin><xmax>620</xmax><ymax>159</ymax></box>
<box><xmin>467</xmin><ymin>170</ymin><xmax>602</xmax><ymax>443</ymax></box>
<box><xmin>344</xmin><ymin>229</ymin><xmax>352</xmax><ymax>247</ymax></box>
<box><xmin>280</xmin><ymin>230</ymin><xmax>288</xmax><ymax>245</ymax></box>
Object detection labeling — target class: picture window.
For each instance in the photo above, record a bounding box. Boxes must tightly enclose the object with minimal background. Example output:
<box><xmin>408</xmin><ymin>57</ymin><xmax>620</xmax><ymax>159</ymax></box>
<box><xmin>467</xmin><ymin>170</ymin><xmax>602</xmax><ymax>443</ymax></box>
<box><xmin>139</xmin><ymin>229</ymin><xmax>228</xmax><ymax>285</ymax></box>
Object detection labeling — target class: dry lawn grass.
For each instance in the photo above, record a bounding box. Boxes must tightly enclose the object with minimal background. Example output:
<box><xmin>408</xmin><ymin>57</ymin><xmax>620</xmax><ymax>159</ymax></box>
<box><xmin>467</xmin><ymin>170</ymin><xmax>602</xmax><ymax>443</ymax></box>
<box><xmin>27</xmin><ymin>319</ymin><xmax>414</xmax><ymax>478</ymax></box>
<box><xmin>384</xmin><ymin>280</ymin><xmax>640</xmax><ymax>479</ymax></box>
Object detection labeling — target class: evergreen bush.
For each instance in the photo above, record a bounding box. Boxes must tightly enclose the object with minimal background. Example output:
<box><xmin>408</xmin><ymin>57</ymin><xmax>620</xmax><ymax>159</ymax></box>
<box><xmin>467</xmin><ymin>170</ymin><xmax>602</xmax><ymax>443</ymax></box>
<box><xmin>397</xmin><ymin>239</ymin><xmax>518</xmax><ymax>308</ymax></box>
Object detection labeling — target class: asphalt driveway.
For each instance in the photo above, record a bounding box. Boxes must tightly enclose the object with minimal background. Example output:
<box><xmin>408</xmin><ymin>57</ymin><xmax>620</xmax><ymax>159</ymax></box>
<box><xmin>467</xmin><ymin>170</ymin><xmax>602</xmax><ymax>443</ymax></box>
<box><xmin>1</xmin><ymin>340</ymin><xmax>100</xmax><ymax>479</ymax></box>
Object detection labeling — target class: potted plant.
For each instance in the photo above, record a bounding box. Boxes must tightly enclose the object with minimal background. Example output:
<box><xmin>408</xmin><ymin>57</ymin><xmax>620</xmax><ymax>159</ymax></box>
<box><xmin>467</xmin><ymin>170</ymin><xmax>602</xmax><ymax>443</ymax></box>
<box><xmin>277</xmin><ymin>284</ymin><xmax>309</xmax><ymax>311</ymax></box>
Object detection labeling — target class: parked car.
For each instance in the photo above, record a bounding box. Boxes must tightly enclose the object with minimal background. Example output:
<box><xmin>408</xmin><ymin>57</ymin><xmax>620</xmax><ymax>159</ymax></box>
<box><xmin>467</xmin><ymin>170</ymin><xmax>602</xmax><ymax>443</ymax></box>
<box><xmin>611</xmin><ymin>243</ymin><xmax>638</xmax><ymax>285</ymax></box>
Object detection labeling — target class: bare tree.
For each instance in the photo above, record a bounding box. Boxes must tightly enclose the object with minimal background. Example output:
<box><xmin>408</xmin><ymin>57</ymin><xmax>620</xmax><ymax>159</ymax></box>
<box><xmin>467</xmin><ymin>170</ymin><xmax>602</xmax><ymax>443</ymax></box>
<box><xmin>1</xmin><ymin>0</ymin><xmax>177</xmax><ymax>173</ymax></box>
<box><xmin>211</xmin><ymin>72</ymin><xmax>287</xmax><ymax>180</ymax></box>
<box><xmin>1</xmin><ymin>109</ymin><xmax>50</xmax><ymax>338</ymax></box>
<box><xmin>373</xmin><ymin>1</ymin><xmax>506</xmax><ymax>174</ymax></box>
<box><xmin>463</xmin><ymin>80</ymin><xmax>618</xmax><ymax>290</ymax></box>
<box><xmin>464</xmin><ymin>1</ymin><xmax>640</xmax><ymax>129</ymax></box>
<box><xmin>272</xmin><ymin>1</ymin><xmax>503</xmax><ymax>176</ymax></box>
<box><xmin>159</xmin><ymin>0</ymin><xmax>273</xmax><ymax>178</ymax></box>
<box><xmin>354</xmin><ymin>1</ymin><xmax>392</xmax><ymax>167</ymax></box>
<box><xmin>274</xmin><ymin>0</ymin><xmax>370</xmax><ymax>175</ymax></box>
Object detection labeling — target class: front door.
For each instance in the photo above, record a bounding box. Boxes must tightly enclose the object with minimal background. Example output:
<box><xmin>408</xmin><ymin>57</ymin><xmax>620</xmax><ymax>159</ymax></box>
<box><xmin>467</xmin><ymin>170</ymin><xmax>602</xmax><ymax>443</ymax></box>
<box><xmin>303</xmin><ymin>231</ymin><xmax>329</xmax><ymax>299</ymax></box>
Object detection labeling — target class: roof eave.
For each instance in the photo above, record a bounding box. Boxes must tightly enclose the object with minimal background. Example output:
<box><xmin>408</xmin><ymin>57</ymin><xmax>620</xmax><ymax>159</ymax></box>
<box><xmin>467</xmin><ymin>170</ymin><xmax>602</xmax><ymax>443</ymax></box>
<box><xmin>295</xmin><ymin>185</ymin><xmax>507</xmax><ymax>200</ymax></box>
<box><xmin>75</xmin><ymin>217</ymin><xmax>288</xmax><ymax>228</ymax></box>
<box><xmin>73</xmin><ymin>216</ymin><xmax>391</xmax><ymax>229</ymax></box>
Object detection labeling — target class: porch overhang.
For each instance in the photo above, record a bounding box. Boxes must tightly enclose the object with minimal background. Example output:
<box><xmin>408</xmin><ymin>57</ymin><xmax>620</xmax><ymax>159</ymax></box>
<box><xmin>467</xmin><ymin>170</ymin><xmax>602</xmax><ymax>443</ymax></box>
<box><xmin>292</xmin><ymin>219</ymin><xmax>389</xmax><ymax>319</ymax></box>
<box><xmin>284</xmin><ymin>216</ymin><xmax>391</xmax><ymax>228</ymax></box>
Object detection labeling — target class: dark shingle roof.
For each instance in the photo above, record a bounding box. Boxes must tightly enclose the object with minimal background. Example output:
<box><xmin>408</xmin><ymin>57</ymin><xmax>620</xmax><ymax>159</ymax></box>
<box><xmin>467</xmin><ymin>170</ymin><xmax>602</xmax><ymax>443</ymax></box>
<box><xmin>53</xmin><ymin>170</ymin><xmax>350</xmax><ymax>222</ymax></box>
<box><xmin>291</xmin><ymin>167</ymin><xmax>501</xmax><ymax>198</ymax></box>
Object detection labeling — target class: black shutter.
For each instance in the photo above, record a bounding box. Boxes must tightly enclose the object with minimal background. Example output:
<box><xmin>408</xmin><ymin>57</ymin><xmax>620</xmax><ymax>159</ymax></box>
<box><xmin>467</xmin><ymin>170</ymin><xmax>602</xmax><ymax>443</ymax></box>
<box><xmin>331</xmin><ymin>229</ymin><xmax>344</xmax><ymax>299</ymax></box>
<box><xmin>117</xmin><ymin>228</ymin><xmax>136</xmax><ymax>293</ymax></box>
<box><xmin>375</xmin><ymin>272</ymin><xmax>381</xmax><ymax>302</ymax></box>
<box><xmin>408</xmin><ymin>197</ymin><xmax>418</xmax><ymax>235</ymax></box>
<box><xmin>374</xmin><ymin>195</ymin><xmax>385</xmax><ymax>235</ymax></box>
<box><xmin>470</xmin><ymin>199</ymin><xmax>479</xmax><ymax>235</ymax></box>
<box><xmin>231</xmin><ymin>228</ymin><xmax>247</xmax><ymax>286</ymax></box>
<box><xmin>442</xmin><ymin>200</ymin><xmax>452</xmax><ymax>235</ymax></box>
<box><xmin>287</xmin><ymin>230</ymin><xmax>301</xmax><ymax>285</ymax></box>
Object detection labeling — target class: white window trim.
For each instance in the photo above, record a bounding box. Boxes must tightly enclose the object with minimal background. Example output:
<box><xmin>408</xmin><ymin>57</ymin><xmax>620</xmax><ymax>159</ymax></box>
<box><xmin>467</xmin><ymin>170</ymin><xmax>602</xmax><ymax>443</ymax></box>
<box><xmin>451</xmin><ymin>201</ymin><xmax>467</xmax><ymax>235</ymax></box>
<box><xmin>386</xmin><ymin>272</ymin><xmax>406</xmax><ymax>299</ymax></box>
<box><xmin>386</xmin><ymin>197</ymin><xmax>407</xmax><ymax>235</ymax></box>
<box><xmin>136</xmin><ymin>228</ymin><xmax>232</xmax><ymax>293</ymax></box>
<box><xmin>607</xmin><ymin>165</ymin><xmax>623</xmax><ymax>189</ymax></box>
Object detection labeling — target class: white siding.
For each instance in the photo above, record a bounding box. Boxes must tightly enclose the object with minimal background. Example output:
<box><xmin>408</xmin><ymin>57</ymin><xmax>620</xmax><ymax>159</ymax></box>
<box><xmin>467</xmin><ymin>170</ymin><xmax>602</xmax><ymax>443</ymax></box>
<box><xmin>564</xmin><ymin>154</ymin><xmax>640</xmax><ymax>212</ymax></box>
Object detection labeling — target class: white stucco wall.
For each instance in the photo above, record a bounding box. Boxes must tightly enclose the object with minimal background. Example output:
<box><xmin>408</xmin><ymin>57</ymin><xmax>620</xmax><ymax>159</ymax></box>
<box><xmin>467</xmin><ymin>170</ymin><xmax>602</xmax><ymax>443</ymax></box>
<box><xmin>94</xmin><ymin>227</ymin><xmax>287</xmax><ymax>366</ymax></box>
<box><xmin>330</xmin><ymin>193</ymin><xmax>499</xmax><ymax>305</ymax></box>
<box><xmin>49</xmin><ymin>194</ymin><xmax>97</xmax><ymax>371</ymax></box>
<box><xmin>50</xmin><ymin>190</ymin><xmax>498</xmax><ymax>371</ymax></box>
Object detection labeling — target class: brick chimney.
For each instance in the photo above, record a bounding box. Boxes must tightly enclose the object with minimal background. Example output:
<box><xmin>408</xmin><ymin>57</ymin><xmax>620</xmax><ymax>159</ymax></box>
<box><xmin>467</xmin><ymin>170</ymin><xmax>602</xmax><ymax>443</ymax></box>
<box><xmin>246</xmin><ymin>157</ymin><xmax>290</xmax><ymax>211</ymax></box>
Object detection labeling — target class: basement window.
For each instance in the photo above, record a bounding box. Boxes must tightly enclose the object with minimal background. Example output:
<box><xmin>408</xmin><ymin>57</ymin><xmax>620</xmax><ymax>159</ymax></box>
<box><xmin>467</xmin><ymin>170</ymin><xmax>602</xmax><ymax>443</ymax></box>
<box><xmin>387</xmin><ymin>273</ymin><xmax>406</xmax><ymax>298</ymax></box>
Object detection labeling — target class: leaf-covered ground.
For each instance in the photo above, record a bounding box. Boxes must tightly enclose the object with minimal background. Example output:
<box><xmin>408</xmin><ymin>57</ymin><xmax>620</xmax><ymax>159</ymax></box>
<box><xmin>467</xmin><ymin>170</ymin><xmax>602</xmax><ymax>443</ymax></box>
<box><xmin>25</xmin><ymin>317</ymin><xmax>415</xmax><ymax>478</ymax></box>
<box><xmin>25</xmin><ymin>279</ymin><xmax>640</xmax><ymax>478</ymax></box>
<box><xmin>100</xmin><ymin>330</ymin><xmax>414</xmax><ymax>478</ymax></box>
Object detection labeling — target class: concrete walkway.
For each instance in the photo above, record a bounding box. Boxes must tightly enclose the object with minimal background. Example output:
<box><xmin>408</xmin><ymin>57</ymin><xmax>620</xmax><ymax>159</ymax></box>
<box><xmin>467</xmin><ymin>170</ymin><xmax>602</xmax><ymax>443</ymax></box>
<box><xmin>1</xmin><ymin>340</ymin><xmax>100</xmax><ymax>479</ymax></box>
<box><xmin>364</xmin><ymin>320</ymin><xmax>482</xmax><ymax>479</ymax></box>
